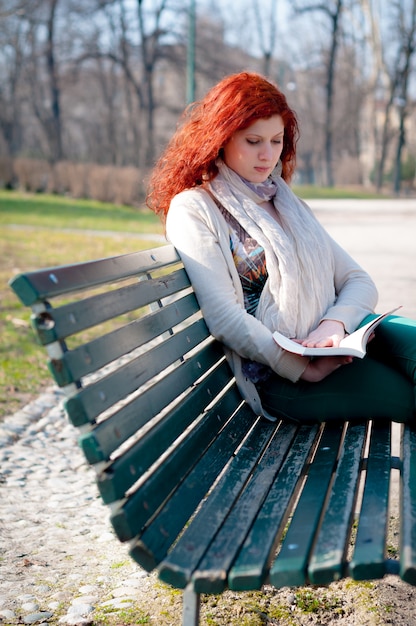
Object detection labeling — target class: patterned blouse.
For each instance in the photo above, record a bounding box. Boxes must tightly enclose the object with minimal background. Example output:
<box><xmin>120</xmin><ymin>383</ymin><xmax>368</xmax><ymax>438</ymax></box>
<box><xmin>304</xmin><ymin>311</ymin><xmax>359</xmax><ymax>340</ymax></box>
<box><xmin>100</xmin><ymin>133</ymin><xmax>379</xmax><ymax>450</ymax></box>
<box><xmin>217</xmin><ymin>205</ymin><xmax>272</xmax><ymax>383</ymax></box>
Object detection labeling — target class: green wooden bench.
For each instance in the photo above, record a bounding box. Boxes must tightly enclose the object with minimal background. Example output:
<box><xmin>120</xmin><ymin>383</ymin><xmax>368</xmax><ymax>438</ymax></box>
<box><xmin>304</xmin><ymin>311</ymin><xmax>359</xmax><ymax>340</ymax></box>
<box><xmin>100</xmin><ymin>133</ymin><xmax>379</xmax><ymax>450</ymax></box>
<box><xmin>9</xmin><ymin>244</ymin><xmax>416</xmax><ymax>625</ymax></box>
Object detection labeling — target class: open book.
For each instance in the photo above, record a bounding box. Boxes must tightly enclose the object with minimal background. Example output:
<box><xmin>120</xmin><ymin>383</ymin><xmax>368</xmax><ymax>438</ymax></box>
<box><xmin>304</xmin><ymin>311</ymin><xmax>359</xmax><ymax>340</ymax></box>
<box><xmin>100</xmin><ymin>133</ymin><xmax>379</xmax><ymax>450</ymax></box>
<box><xmin>272</xmin><ymin>306</ymin><xmax>402</xmax><ymax>359</ymax></box>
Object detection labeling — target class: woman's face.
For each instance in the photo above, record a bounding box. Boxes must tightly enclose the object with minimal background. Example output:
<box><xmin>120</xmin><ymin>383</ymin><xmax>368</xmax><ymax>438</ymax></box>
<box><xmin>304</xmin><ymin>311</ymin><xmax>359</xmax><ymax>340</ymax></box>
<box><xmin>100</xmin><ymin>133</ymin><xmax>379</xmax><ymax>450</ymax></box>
<box><xmin>222</xmin><ymin>115</ymin><xmax>284</xmax><ymax>183</ymax></box>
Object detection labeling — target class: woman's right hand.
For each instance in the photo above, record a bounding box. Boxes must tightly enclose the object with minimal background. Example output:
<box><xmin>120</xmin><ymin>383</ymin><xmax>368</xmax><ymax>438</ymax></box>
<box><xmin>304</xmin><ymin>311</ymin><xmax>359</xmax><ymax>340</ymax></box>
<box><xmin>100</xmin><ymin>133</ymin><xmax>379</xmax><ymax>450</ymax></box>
<box><xmin>300</xmin><ymin>355</ymin><xmax>353</xmax><ymax>382</ymax></box>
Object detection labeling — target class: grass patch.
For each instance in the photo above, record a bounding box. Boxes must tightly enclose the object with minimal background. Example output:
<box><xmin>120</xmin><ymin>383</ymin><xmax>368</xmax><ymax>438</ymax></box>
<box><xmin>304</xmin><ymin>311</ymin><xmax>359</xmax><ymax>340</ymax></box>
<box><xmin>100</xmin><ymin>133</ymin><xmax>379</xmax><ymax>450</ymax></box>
<box><xmin>293</xmin><ymin>185</ymin><xmax>390</xmax><ymax>200</ymax></box>
<box><xmin>294</xmin><ymin>588</ymin><xmax>344</xmax><ymax>614</ymax></box>
<box><xmin>1</xmin><ymin>192</ymin><xmax>164</xmax><ymax>421</ymax></box>
<box><xmin>0</xmin><ymin>189</ymin><xmax>162</xmax><ymax>233</ymax></box>
<box><xmin>111</xmin><ymin>560</ymin><xmax>132</xmax><ymax>569</ymax></box>
<box><xmin>93</xmin><ymin>605</ymin><xmax>151</xmax><ymax>625</ymax></box>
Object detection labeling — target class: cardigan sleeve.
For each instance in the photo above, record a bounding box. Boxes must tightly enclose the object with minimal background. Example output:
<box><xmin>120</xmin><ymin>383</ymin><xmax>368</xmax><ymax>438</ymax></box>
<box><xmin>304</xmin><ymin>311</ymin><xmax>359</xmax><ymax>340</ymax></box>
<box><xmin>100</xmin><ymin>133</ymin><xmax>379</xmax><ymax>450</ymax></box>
<box><xmin>320</xmin><ymin>235</ymin><xmax>378</xmax><ymax>333</ymax></box>
<box><xmin>166</xmin><ymin>190</ymin><xmax>309</xmax><ymax>382</ymax></box>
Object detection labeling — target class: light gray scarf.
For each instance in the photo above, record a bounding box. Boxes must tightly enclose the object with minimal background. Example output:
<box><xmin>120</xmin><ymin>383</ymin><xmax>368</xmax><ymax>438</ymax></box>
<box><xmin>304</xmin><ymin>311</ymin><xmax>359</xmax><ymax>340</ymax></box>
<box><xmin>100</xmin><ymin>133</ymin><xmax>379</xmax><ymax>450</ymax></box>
<box><xmin>208</xmin><ymin>160</ymin><xmax>336</xmax><ymax>339</ymax></box>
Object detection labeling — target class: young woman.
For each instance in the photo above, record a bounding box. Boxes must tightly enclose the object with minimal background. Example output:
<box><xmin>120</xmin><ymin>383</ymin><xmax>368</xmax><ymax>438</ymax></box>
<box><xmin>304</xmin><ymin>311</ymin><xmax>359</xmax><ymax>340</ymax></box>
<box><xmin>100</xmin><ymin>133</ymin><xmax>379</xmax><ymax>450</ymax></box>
<box><xmin>147</xmin><ymin>71</ymin><xmax>416</xmax><ymax>424</ymax></box>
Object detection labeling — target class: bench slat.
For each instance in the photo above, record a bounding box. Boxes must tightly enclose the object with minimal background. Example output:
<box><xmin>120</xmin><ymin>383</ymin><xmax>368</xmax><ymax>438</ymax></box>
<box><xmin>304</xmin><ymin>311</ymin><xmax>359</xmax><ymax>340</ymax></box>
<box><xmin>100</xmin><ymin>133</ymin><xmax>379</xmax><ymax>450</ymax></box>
<box><xmin>96</xmin><ymin>358</ymin><xmax>233</xmax><ymax>503</ymax></box>
<box><xmin>308</xmin><ymin>421</ymin><xmax>368</xmax><ymax>584</ymax></box>
<box><xmin>228</xmin><ymin>424</ymin><xmax>320</xmax><ymax>591</ymax></box>
<box><xmin>10</xmin><ymin>245</ymin><xmax>179</xmax><ymax>305</ymax></box>
<box><xmin>32</xmin><ymin>268</ymin><xmax>191</xmax><ymax>345</ymax></box>
<box><xmin>49</xmin><ymin>304</ymin><xmax>209</xmax><ymax>388</ymax></box>
<box><xmin>400</xmin><ymin>426</ymin><xmax>416</xmax><ymax>584</ymax></box>
<box><xmin>191</xmin><ymin>421</ymin><xmax>304</xmax><ymax>595</ymax></box>
<box><xmin>110</xmin><ymin>385</ymin><xmax>244</xmax><ymax>542</ymax></box>
<box><xmin>61</xmin><ymin>293</ymin><xmax>200</xmax><ymax>384</ymax></box>
<box><xmin>79</xmin><ymin>338</ymin><xmax>225</xmax><ymax>465</ymax></box>
<box><xmin>129</xmin><ymin>403</ymin><xmax>257</xmax><ymax>572</ymax></box>
<box><xmin>350</xmin><ymin>422</ymin><xmax>391</xmax><ymax>580</ymax></box>
<box><xmin>65</xmin><ymin>317</ymin><xmax>210</xmax><ymax>423</ymax></box>
<box><xmin>158</xmin><ymin>419</ymin><xmax>281</xmax><ymax>590</ymax></box>
<box><xmin>269</xmin><ymin>424</ymin><xmax>345</xmax><ymax>588</ymax></box>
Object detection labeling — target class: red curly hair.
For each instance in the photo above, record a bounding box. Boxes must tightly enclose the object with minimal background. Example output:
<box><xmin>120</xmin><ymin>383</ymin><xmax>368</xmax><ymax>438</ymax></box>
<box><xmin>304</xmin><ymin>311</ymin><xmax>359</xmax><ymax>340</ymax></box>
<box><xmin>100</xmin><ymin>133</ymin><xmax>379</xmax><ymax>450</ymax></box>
<box><xmin>146</xmin><ymin>71</ymin><xmax>299</xmax><ymax>221</ymax></box>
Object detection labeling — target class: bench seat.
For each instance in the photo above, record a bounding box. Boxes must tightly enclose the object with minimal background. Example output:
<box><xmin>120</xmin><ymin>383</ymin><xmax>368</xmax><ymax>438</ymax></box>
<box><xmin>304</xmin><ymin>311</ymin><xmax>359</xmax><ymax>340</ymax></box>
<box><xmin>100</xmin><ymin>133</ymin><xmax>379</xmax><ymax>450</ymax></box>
<box><xmin>9</xmin><ymin>244</ymin><xmax>416</xmax><ymax>625</ymax></box>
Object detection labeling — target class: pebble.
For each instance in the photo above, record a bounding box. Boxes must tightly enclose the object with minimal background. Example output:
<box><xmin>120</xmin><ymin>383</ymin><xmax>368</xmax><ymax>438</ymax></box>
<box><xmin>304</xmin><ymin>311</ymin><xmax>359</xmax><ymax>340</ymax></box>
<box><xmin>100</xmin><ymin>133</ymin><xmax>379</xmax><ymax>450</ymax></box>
<box><xmin>23</xmin><ymin>612</ymin><xmax>53</xmax><ymax>624</ymax></box>
<box><xmin>0</xmin><ymin>387</ymin><xmax>158</xmax><ymax>625</ymax></box>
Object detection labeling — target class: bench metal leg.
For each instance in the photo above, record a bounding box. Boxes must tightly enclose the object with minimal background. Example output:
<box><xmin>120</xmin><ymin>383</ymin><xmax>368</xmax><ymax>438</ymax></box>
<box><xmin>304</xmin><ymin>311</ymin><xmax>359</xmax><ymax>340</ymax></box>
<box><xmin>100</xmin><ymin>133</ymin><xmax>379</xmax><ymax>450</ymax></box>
<box><xmin>182</xmin><ymin>585</ymin><xmax>200</xmax><ymax>626</ymax></box>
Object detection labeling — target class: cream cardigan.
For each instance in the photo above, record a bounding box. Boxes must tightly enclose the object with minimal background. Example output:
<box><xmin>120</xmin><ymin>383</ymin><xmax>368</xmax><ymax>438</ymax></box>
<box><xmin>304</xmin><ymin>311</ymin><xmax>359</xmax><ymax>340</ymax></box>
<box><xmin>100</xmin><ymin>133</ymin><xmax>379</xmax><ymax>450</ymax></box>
<box><xmin>166</xmin><ymin>186</ymin><xmax>378</xmax><ymax>417</ymax></box>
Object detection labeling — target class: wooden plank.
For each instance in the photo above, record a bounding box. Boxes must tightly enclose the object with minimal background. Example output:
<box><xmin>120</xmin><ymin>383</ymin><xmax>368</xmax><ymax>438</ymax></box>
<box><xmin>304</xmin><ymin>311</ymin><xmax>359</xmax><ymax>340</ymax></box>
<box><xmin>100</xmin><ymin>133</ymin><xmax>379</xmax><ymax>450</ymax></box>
<box><xmin>350</xmin><ymin>422</ymin><xmax>391</xmax><ymax>581</ymax></box>
<box><xmin>400</xmin><ymin>425</ymin><xmax>416</xmax><ymax>585</ymax></box>
<box><xmin>79</xmin><ymin>340</ymin><xmax>226</xmax><ymax>465</ymax></box>
<box><xmin>96</xmin><ymin>359</ymin><xmax>234</xmax><ymax>503</ymax></box>
<box><xmin>9</xmin><ymin>245</ymin><xmax>179</xmax><ymax>305</ymax></box>
<box><xmin>62</xmin><ymin>293</ymin><xmax>200</xmax><ymax>382</ymax></box>
<box><xmin>110</xmin><ymin>385</ymin><xmax>244</xmax><ymax>542</ymax></box>
<box><xmin>190</xmin><ymin>421</ymin><xmax>302</xmax><ymax>595</ymax></box>
<box><xmin>64</xmin><ymin>317</ymin><xmax>210</xmax><ymax>420</ymax></box>
<box><xmin>158</xmin><ymin>419</ymin><xmax>280</xmax><ymax>589</ymax></box>
<box><xmin>128</xmin><ymin>403</ymin><xmax>257</xmax><ymax>571</ymax></box>
<box><xmin>308</xmin><ymin>422</ymin><xmax>368</xmax><ymax>585</ymax></box>
<box><xmin>269</xmin><ymin>424</ymin><xmax>344</xmax><ymax>588</ymax></box>
<box><xmin>32</xmin><ymin>268</ymin><xmax>191</xmax><ymax>345</ymax></box>
<box><xmin>228</xmin><ymin>425</ymin><xmax>319</xmax><ymax>591</ymax></box>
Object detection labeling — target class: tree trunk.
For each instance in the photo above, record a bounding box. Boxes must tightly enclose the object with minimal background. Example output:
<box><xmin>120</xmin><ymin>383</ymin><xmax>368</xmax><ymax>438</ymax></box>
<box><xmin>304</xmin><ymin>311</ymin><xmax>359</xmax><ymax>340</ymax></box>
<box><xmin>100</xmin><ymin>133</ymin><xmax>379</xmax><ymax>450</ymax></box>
<box><xmin>324</xmin><ymin>0</ymin><xmax>342</xmax><ymax>187</ymax></box>
<box><xmin>392</xmin><ymin>0</ymin><xmax>416</xmax><ymax>195</ymax></box>
<box><xmin>45</xmin><ymin>0</ymin><xmax>63</xmax><ymax>162</ymax></box>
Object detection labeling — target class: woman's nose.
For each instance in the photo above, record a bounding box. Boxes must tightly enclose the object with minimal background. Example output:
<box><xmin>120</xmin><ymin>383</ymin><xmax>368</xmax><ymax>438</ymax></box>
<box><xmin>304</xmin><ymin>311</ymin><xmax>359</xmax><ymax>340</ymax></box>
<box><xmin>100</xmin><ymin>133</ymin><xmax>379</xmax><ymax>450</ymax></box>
<box><xmin>259</xmin><ymin>143</ymin><xmax>273</xmax><ymax>160</ymax></box>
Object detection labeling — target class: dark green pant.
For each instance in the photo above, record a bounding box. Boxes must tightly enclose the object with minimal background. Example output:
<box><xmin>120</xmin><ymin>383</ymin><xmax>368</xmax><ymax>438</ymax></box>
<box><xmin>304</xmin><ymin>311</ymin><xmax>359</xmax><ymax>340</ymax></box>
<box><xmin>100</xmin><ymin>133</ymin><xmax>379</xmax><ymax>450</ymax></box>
<box><xmin>257</xmin><ymin>314</ymin><xmax>416</xmax><ymax>424</ymax></box>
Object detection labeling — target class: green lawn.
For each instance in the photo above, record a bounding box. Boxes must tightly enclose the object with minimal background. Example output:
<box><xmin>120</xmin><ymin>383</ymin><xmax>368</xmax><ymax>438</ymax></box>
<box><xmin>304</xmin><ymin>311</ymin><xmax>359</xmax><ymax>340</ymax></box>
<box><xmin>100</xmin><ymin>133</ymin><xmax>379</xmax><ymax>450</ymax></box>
<box><xmin>1</xmin><ymin>191</ymin><xmax>164</xmax><ymax>420</ymax></box>
<box><xmin>293</xmin><ymin>185</ymin><xmax>389</xmax><ymax>200</ymax></box>
<box><xmin>0</xmin><ymin>188</ymin><xmax>162</xmax><ymax>232</ymax></box>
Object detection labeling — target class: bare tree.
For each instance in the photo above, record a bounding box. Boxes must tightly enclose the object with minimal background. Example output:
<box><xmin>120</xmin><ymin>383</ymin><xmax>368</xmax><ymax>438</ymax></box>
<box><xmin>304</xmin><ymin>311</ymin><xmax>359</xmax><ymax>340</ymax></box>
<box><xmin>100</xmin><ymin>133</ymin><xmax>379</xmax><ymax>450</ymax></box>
<box><xmin>76</xmin><ymin>0</ymin><xmax>184</xmax><ymax>167</ymax></box>
<box><xmin>0</xmin><ymin>7</ymin><xmax>26</xmax><ymax>156</ymax></box>
<box><xmin>137</xmin><ymin>0</ymin><xmax>167</xmax><ymax>166</ymax></box>
<box><xmin>45</xmin><ymin>0</ymin><xmax>62</xmax><ymax>161</ymax></box>
<box><xmin>294</xmin><ymin>0</ymin><xmax>344</xmax><ymax>187</ymax></box>
<box><xmin>360</xmin><ymin>0</ymin><xmax>392</xmax><ymax>190</ymax></box>
<box><xmin>251</xmin><ymin>0</ymin><xmax>279</xmax><ymax>77</ymax></box>
<box><xmin>371</xmin><ymin>0</ymin><xmax>416</xmax><ymax>193</ymax></box>
<box><xmin>392</xmin><ymin>0</ymin><xmax>416</xmax><ymax>194</ymax></box>
<box><xmin>24</xmin><ymin>0</ymin><xmax>64</xmax><ymax>162</ymax></box>
<box><xmin>374</xmin><ymin>49</ymin><xmax>402</xmax><ymax>192</ymax></box>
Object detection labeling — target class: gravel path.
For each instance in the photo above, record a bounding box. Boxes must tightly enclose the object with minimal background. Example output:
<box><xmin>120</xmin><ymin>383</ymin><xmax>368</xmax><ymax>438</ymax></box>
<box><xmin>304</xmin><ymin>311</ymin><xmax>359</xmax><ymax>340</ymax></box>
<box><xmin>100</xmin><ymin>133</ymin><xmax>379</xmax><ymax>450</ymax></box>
<box><xmin>0</xmin><ymin>388</ymin><xmax>163</xmax><ymax>625</ymax></box>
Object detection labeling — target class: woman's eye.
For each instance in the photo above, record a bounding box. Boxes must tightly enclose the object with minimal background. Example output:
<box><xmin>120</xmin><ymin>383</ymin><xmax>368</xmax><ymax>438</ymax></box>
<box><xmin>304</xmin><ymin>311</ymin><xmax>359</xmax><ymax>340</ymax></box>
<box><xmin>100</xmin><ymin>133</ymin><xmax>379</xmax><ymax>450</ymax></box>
<box><xmin>246</xmin><ymin>138</ymin><xmax>282</xmax><ymax>145</ymax></box>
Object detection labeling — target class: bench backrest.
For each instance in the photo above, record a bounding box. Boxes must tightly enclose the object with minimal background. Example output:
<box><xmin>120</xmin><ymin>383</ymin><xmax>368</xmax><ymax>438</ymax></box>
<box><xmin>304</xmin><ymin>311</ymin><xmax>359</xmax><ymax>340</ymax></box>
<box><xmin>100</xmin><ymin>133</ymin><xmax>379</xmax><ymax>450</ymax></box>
<box><xmin>10</xmin><ymin>245</ymin><xmax>249</xmax><ymax>555</ymax></box>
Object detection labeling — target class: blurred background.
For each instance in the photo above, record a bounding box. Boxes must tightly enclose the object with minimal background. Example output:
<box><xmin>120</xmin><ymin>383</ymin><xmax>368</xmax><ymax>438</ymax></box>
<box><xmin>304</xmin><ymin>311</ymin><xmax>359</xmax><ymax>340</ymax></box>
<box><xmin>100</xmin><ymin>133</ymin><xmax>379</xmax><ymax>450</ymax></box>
<box><xmin>2</xmin><ymin>0</ymin><xmax>416</xmax><ymax>419</ymax></box>
<box><xmin>0</xmin><ymin>0</ymin><xmax>415</xmax><ymax>205</ymax></box>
